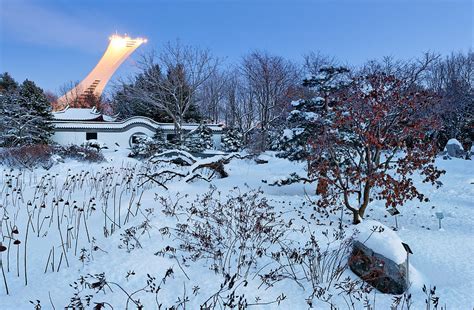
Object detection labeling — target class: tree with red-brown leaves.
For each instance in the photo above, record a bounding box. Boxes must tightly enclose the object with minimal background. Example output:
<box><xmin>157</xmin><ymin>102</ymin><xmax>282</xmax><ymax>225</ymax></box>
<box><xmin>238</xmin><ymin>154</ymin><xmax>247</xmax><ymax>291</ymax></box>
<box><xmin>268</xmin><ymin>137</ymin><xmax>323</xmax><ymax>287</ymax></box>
<box><xmin>309</xmin><ymin>73</ymin><xmax>445</xmax><ymax>224</ymax></box>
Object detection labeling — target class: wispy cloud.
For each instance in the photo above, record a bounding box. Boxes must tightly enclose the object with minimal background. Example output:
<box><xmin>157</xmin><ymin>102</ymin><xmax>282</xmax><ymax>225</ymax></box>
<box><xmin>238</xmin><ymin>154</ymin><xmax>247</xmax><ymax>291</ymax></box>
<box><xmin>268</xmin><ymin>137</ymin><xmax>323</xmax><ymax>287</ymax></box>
<box><xmin>0</xmin><ymin>1</ymin><xmax>108</xmax><ymax>52</ymax></box>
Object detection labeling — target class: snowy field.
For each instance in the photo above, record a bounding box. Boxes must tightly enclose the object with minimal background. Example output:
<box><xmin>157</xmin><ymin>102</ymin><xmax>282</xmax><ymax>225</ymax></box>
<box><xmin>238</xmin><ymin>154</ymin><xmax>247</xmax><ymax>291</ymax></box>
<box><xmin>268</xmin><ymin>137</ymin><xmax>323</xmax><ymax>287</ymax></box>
<box><xmin>0</xmin><ymin>150</ymin><xmax>472</xmax><ymax>309</ymax></box>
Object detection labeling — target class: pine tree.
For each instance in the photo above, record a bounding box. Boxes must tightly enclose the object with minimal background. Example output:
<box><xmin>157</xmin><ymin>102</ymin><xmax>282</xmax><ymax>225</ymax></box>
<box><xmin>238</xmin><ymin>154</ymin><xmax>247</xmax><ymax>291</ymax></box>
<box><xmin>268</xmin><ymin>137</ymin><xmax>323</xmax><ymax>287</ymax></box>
<box><xmin>278</xmin><ymin>66</ymin><xmax>351</xmax><ymax>161</ymax></box>
<box><xmin>152</xmin><ymin>127</ymin><xmax>169</xmax><ymax>150</ymax></box>
<box><xmin>184</xmin><ymin>102</ymin><xmax>202</xmax><ymax>123</ymax></box>
<box><xmin>185</xmin><ymin>124</ymin><xmax>213</xmax><ymax>152</ymax></box>
<box><xmin>0</xmin><ymin>91</ymin><xmax>32</xmax><ymax>146</ymax></box>
<box><xmin>302</xmin><ymin>66</ymin><xmax>351</xmax><ymax>112</ymax></box>
<box><xmin>18</xmin><ymin>80</ymin><xmax>55</xmax><ymax>145</ymax></box>
<box><xmin>0</xmin><ymin>72</ymin><xmax>18</xmax><ymax>94</ymax></box>
<box><xmin>222</xmin><ymin>127</ymin><xmax>243</xmax><ymax>152</ymax></box>
<box><xmin>0</xmin><ymin>77</ymin><xmax>55</xmax><ymax>147</ymax></box>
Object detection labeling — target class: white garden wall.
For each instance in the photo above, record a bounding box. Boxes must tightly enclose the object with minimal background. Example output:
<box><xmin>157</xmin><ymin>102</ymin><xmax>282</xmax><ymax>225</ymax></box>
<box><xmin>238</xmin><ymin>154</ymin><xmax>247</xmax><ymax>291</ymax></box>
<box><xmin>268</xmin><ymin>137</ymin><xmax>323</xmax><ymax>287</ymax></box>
<box><xmin>51</xmin><ymin>116</ymin><xmax>223</xmax><ymax>150</ymax></box>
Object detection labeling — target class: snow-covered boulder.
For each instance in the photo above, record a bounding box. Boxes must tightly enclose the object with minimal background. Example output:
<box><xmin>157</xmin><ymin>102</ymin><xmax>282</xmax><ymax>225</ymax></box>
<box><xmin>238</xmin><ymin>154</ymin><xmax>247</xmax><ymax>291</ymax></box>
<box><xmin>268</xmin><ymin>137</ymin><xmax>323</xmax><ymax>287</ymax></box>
<box><xmin>349</xmin><ymin>221</ymin><xmax>408</xmax><ymax>294</ymax></box>
<box><xmin>444</xmin><ymin>139</ymin><xmax>465</xmax><ymax>158</ymax></box>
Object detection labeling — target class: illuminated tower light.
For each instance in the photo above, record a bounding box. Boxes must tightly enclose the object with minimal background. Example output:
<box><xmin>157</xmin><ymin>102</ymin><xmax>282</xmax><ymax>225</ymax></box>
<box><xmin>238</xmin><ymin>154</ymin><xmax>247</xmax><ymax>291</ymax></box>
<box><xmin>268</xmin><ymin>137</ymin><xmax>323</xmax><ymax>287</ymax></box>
<box><xmin>56</xmin><ymin>34</ymin><xmax>147</xmax><ymax>109</ymax></box>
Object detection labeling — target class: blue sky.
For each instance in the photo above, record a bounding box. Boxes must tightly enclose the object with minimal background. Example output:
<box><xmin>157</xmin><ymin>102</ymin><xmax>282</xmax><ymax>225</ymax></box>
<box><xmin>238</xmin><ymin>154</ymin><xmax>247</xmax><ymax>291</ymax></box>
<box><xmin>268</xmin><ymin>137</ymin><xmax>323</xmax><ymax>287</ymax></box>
<box><xmin>0</xmin><ymin>0</ymin><xmax>472</xmax><ymax>94</ymax></box>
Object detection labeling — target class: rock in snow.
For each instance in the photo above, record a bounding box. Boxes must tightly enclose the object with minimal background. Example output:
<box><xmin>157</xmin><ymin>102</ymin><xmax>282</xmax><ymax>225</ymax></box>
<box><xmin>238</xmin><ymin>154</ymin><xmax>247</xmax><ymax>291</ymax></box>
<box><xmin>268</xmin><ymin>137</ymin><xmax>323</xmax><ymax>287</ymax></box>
<box><xmin>349</xmin><ymin>220</ymin><xmax>409</xmax><ymax>294</ymax></box>
<box><xmin>444</xmin><ymin>138</ymin><xmax>465</xmax><ymax>158</ymax></box>
<box><xmin>349</xmin><ymin>240</ymin><xmax>408</xmax><ymax>294</ymax></box>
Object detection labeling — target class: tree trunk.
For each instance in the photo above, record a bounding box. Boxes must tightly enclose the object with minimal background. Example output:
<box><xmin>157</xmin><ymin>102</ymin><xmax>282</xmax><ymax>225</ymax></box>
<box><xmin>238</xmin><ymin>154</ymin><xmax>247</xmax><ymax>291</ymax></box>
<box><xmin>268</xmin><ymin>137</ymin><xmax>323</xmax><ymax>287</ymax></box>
<box><xmin>352</xmin><ymin>210</ymin><xmax>361</xmax><ymax>225</ymax></box>
<box><xmin>358</xmin><ymin>206</ymin><xmax>367</xmax><ymax>220</ymax></box>
<box><xmin>358</xmin><ymin>178</ymin><xmax>371</xmax><ymax>221</ymax></box>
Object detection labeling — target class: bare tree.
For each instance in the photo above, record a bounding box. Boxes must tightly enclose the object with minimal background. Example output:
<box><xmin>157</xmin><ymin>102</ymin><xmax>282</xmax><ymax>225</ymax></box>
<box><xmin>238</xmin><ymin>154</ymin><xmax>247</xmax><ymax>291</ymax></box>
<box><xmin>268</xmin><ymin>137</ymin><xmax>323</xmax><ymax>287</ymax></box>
<box><xmin>123</xmin><ymin>41</ymin><xmax>220</xmax><ymax>143</ymax></box>
<box><xmin>221</xmin><ymin>69</ymin><xmax>257</xmax><ymax>144</ymax></box>
<box><xmin>425</xmin><ymin>51</ymin><xmax>474</xmax><ymax>148</ymax></box>
<box><xmin>44</xmin><ymin>91</ymin><xmax>58</xmax><ymax>105</ymax></box>
<box><xmin>303</xmin><ymin>51</ymin><xmax>336</xmax><ymax>76</ymax></box>
<box><xmin>240</xmin><ymin>51</ymin><xmax>298</xmax><ymax>150</ymax></box>
<box><xmin>222</xmin><ymin>70</ymin><xmax>242</xmax><ymax>129</ymax></box>
<box><xmin>55</xmin><ymin>80</ymin><xmax>83</xmax><ymax>110</ymax></box>
<box><xmin>199</xmin><ymin>69</ymin><xmax>228</xmax><ymax>123</ymax></box>
<box><xmin>360</xmin><ymin>52</ymin><xmax>440</xmax><ymax>89</ymax></box>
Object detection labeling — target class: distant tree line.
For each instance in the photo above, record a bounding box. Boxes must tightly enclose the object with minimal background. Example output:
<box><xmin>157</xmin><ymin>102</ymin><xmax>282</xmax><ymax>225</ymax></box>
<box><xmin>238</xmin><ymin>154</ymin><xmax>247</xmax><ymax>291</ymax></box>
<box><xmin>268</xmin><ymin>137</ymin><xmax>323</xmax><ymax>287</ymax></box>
<box><xmin>113</xmin><ymin>43</ymin><xmax>473</xmax><ymax>152</ymax></box>
<box><xmin>1</xmin><ymin>45</ymin><xmax>472</xmax><ymax>154</ymax></box>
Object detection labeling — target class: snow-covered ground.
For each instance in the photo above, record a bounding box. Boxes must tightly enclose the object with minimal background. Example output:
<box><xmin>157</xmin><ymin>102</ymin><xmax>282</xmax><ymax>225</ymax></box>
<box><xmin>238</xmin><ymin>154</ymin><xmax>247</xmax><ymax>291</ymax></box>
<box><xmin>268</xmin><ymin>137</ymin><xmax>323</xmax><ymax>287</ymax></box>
<box><xmin>0</xmin><ymin>150</ymin><xmax>472</xmax><ymax>309</ymax></box>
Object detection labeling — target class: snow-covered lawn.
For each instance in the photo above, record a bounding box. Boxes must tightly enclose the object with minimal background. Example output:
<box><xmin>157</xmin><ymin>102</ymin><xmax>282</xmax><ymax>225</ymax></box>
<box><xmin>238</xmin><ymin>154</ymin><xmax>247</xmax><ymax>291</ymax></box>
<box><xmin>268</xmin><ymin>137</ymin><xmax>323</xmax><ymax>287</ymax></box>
<box><xmin>0</xmin><ymin>150</ymin><xmax>472</xmax><ymax>309</ymax></box>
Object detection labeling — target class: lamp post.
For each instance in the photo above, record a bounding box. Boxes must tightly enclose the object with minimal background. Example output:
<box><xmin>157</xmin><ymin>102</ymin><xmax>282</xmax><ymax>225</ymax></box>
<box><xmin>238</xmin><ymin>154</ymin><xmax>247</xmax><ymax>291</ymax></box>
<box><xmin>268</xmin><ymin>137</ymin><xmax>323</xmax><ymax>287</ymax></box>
<box><xmin>435</xmin><ymin>212</ymin><xmax>444</xmax><ymax>230</ymax></box>
<box><xmin>388</xmin><ymin>207</ymin><xmax>400</xmax><ymax>230</ymax></box>
<box><xmin>401</xmin><ymin>242</ymin><xmax>413</xmax><ymax>289</ymax></box>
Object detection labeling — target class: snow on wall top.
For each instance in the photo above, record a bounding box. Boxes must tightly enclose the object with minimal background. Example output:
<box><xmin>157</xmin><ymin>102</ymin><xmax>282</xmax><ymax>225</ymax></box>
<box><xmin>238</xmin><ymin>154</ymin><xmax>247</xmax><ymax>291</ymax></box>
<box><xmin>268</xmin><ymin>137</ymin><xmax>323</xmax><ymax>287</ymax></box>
<box><xmin>51</xmin><ymin>115</ymin><xmax>223</xmax><ymax>132</ymax></box>
<box><xmin>52</xmin><ymin>107</ymin><xmax>109</xmax><ymax>121</ymax></box>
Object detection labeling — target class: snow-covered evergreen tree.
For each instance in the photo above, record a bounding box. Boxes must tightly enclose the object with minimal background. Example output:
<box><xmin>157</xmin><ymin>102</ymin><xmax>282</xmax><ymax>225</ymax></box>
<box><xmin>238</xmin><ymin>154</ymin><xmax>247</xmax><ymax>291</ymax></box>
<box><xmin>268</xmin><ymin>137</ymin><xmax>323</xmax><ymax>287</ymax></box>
<box><xmin>19</xmin><ymin>79</ymin><xmax>55</xmax><ymax>144</ymax></box>
<box><xmin>278</xmin><ymin>66</ymin><xmax>351</xmax><ymax>161</ymax></box>
<box><xmin>129</xmin><ymin>136</ymin><xmax>155</xmax><ymax>158</ymax></box>
<box><xmin>129</xmin><ymin>128</ymin><xmax>171</xmax><ymax>158</ymax></box>
<box><xmin>222</xmin><ymin>127</ymin><xmax>243</xmax><ymax>152</ymax></box>
<box><xmin>153</xmin><ymin>127</ymin><xmax>168</xmax><ymax>150</ymax></box>
<box><xmin>0</xmin><ymin>93</ymin><xmax>45</xmax><ymax>147</ymax></box>
<box><xmin>185</xmin><ymin>124</ymin><xmax>214</xmax><ymax>152</ymax></box>
<box><xmin>0</xmin><ymin>76</ymin><xmax>54</xmax><ymax>147</ymax></box>
<box><xmin>0</xmin><ymin>72</ymin><xmax>18</xmax><ymax>93</ymax></box>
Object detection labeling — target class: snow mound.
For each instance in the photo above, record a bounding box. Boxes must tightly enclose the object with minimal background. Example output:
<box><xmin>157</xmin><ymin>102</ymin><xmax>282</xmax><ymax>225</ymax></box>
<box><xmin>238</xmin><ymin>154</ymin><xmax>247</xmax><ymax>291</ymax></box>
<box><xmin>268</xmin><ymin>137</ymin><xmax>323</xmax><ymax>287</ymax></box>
<box><xmin>155</xmin><ymin>149</ymin><xmax>197</xmax><ymax>160</ymax></box>
<box><xmin>291</xmin><ymin>99</ymin><xmax>302</xmax><ymax>107</ymax></box>
<box><xmin>257</xmin><ymin>152</ymin><xmax>275</xmax><ymax>162</ymax></box>
<box><xmin>444</xmin><ymin>138</ymin><xmax>464</xmax><ymax>150</ymax></box>
<box><xmin>354</xmin><ymin>220</ymin><xmax>407</xmax><ymax>264</ymax></box>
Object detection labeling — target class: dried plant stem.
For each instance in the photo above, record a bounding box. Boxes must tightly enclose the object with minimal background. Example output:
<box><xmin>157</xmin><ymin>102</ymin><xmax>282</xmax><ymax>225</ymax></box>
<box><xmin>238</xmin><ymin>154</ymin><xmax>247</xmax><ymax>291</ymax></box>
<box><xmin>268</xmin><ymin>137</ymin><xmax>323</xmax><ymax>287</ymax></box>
<box><xmin>44</xmin><ymin>248</ymin><xmax>53</xmax><ymax>273</ymax></box>
<box><xmin>24</xmin><ymin>215</ymin><xmax>31</xmax><ymax>286</ymax></box>
<box><xmin>16</xmin><ymin>245</ymin><xmax>19</xmax><ymax>277</ymax></box>
<box><xmin>56</xmin><ymin>252</ymin><xmax>63</xmax><ymax>272</ymax></box>
<box><xmin>83</xmin><ymin>211</ymin><xmax>90</xmax><ymax>243</ymax></box>
<box><xmin>57</xmin><ymin>214</ymin><xmax>69</xmax><ymax>268</ymax></box>
<box><xmin>52</xmin><ymin>246</ymin><xmax>55</xmax><ymax>272</ymax></box>
<box><xmin>0</xmin><ymin>257</ymin><xmax>9</xmax><ymax>295</ymax></box>
<box><xmin>6</xmin><ymin>237</ymin><xmax>11</xmax><ymax>272</ymax></box>
<box><xmin>74</xmin><ymin>213</ymin><xmax>81</xmax><ymax>256</ymax></box>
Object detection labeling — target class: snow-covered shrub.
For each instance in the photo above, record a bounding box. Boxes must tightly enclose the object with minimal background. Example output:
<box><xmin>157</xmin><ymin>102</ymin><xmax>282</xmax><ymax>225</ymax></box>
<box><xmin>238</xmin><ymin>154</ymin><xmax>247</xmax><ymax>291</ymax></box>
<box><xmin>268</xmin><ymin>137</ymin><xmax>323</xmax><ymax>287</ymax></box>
<box><xmin>184</xmin><ymin>124</ymin><xmax>214</xmax><ymax>153</ymax></box>
<box><xmin>65</xmin><ymin>268</ymin><xmax>177</xmax><ymax>309</ymax></box>
<box><xmin>157</xmin><ymin>186</ymin><xmax>290</xmax><ymax>276</ymax></box>
<box><xmin>200</xmin><ymin>273</ymin><xmax>287</xmax><ymax>309</ymax></box>
<box><xmin>0</xmin><ymin>144</ymin><xmax>53</xmax><ymax>169</ymax></box>
<box><xmin>81</xmin><ymin>140</ymin><xmax>107</xmax><ymax>151</ymax></box>
<box><xmin>119</xmin><ymin>210</ymin><xmax>153</xmax><ymax>252</ymax></box>
<box><xmin>267</xmin><ymin>129</ymin><xmax>284</xmax><ymax>151</ymax></box>
<box><xmin>56</xmin><ymin>144</ymin><xmax>105</xmax><ymax>162</ymax></box>
<box><xmin>265</xmin><ymin>172</ymin><xmax>314</xmax><ymax>186</ymax></box>
<box><xmin>128</xmin><ymin>136</ymin><xmax>164</xmax><ymax>158</ymax></box>
<box><xmin>221</xmin><ymin>128</ymin><xmax>243</xmax><ymax>152</ymax></box>
<box><xmin>263</xmin><ymin>228</ymin><xmax>355</xmax><ymax>299</ymax></box>
<box><xmin>0</xmin><ymin>144</ymin><xmax>101</xmax><ymax>169</ymax></box>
